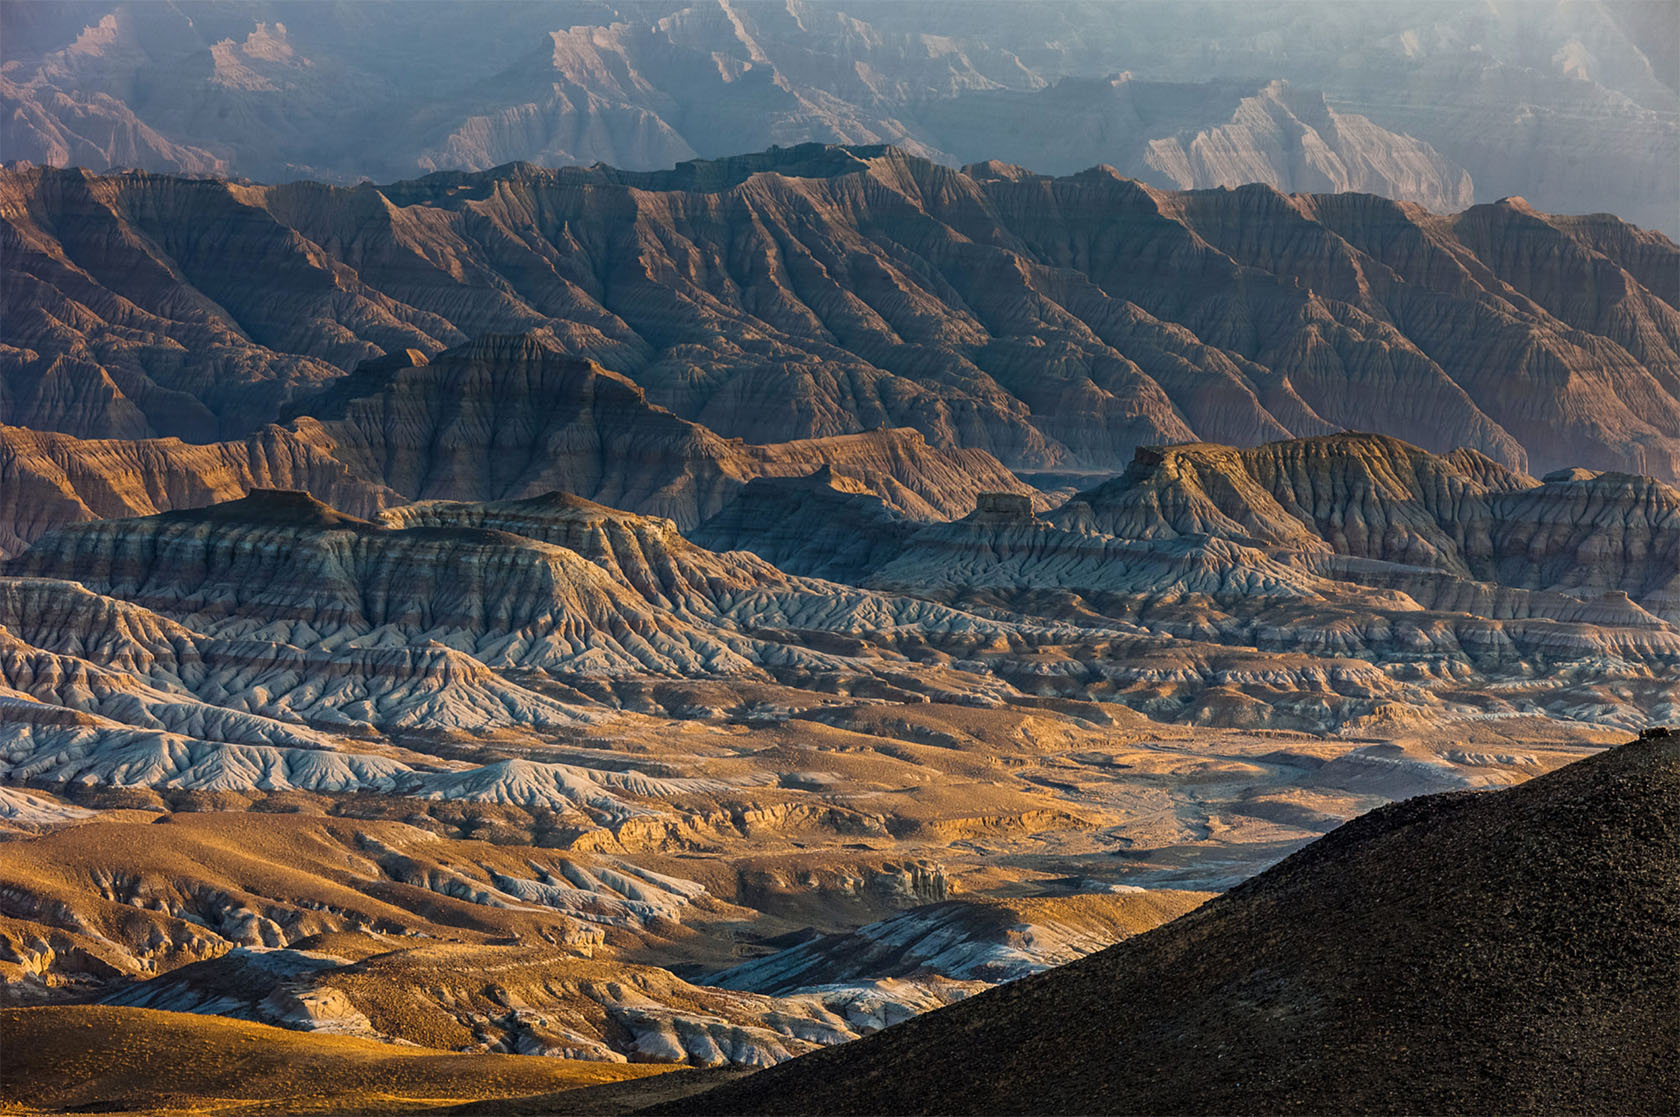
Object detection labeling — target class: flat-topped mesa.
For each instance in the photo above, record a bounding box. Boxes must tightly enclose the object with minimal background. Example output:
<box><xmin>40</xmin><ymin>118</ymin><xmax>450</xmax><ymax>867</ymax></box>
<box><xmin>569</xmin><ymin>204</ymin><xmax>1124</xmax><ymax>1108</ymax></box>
<box><xmin>970</xmin><ymin>492</ymin><xmax>1036</xmax><ymax>524</ymax></box>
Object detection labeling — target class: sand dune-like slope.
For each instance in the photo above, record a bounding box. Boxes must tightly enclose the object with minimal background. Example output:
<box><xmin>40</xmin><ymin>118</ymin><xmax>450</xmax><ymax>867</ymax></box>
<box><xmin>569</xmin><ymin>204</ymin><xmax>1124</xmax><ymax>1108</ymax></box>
<box><xmin>0</xmin><ymin>1004</ymin><xmax>669</xmax><ymax>1114</ymax></box>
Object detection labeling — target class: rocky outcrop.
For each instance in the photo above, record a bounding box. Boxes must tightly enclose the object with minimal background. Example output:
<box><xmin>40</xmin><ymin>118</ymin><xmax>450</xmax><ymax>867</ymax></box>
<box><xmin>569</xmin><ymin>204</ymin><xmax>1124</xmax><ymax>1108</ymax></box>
<box><xmin>5</xmin><ymin>150</ymin><xmax>1675</xmax><ymax>480</ymax></box>
<box><xmin>0</xmin><ymin>423</ymin><xmax>400</xmax><ymax>557</ymax></box>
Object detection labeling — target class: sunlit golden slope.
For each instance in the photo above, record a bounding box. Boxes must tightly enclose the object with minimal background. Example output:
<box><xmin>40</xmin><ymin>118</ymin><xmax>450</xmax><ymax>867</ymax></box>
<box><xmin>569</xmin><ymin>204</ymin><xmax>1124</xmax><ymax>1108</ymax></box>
<box><xmin>0</xmin><ymin>1004</ymin><xmax>670</xmax><ymax>1115</ymax></box>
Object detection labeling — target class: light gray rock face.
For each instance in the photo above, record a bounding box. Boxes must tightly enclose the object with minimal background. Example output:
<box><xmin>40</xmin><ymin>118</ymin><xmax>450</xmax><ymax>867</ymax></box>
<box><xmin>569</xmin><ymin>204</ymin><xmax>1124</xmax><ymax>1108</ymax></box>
<box><xmin>0</xmin><ymin>489</ymin><xmax>1013</xmax><ymax>681</ymax></box>
<box><xmin>3</xmin><ymin>2</ymin><xmax>1672</xmax><ymax>232</ymax></box>
<box><xmin>0</xmin><ymin>487</ymin><xmax>1052</xmax><ymax>777</ymax></box>
<box><xmin>3</xmin><ymin>430</ymin><xmax>1675</xmax><ymax>770</ymax></box>
<box><xmin>924</xmin><ymin>78</ymin><xmax>1474</xmax><ymax>213</ymax></box>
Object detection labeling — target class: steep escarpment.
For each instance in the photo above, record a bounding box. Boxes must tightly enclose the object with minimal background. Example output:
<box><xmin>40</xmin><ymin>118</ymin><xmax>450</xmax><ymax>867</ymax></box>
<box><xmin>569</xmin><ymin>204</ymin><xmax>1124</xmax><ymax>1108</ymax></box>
<box><xmin>0</xmin><ymin>423</ymin><xmax>400</xmax><ymax>557</ymax></box>
<box><xmin>5</xmin><ymin>150</ymin><xmax>1676</xmax><ymax>479</ymax></box>
<box><xmin>1053</xmin><ymin>433</ymin><xmax>1680</xmax><ymax>621</ymax></box>
<box><xmin>669</xmin><ymin>732</ymin><xmax>1680</xmax><ymax>1114</ymax></box>
<box><xmin>289</xmin><ymin>333</ymin><xmax>1034</xmax><ymax>529</ymax></box>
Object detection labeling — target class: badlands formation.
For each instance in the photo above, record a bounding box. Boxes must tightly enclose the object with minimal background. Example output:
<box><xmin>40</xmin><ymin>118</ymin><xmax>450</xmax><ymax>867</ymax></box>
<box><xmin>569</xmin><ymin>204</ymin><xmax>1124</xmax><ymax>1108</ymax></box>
<box><xmin>0</xmin><ymin>133</ymin><xmax>1674</xmax><ymax>1117</ymax></box>
<box><xmin>0</xmin><ymin>422</ymin><xmax>1671</xmax><ymax>1105</ymax></box>
<box><xmin>6</xmin><ymin>147</ymin><xmax>1680</xmax><ymax>482</ymax></box>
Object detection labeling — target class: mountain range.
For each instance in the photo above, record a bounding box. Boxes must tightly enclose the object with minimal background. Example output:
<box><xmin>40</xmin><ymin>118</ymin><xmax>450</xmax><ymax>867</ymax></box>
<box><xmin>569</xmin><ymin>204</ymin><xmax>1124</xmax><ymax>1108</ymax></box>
<box><xmin>4</xmin><ymin>1</ymin><xmax>1675</xmax><ymax>233</ymax></box>
<box><xmin>2</xmin><ymin>12</ymin><xmax>1675</xmax><ymax>1106</ymax></box>
<box><xmin>6</xmin><ymin>147</ymin><xmax>1679</xmax><ymax>490</ymax></box>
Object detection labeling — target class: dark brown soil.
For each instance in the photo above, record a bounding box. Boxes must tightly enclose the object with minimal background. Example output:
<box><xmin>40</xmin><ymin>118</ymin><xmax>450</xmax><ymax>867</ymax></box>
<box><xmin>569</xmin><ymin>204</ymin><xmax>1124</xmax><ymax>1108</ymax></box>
<box><xmin>657</xmin><ymin>731</ymin><xmax>1680</xmax><ymax>1115</ymax></box>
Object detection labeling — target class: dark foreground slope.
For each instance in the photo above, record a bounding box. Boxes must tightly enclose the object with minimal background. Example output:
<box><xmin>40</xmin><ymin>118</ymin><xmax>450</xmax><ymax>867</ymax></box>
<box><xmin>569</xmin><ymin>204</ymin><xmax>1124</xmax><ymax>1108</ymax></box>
<box><xmin>662</xmin><ymin>730</ymin><xmax>1680</xmax><ymax>1115</ymax></box>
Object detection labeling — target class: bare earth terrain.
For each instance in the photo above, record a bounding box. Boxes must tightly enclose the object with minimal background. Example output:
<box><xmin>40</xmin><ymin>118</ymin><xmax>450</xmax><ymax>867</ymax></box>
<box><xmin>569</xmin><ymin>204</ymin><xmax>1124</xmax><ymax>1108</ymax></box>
<box><xmin>0</xmin><ymin>48</ymin><xmax>1674</xmax><ymax>1105</ymax></box>
<box><xmin>1</xmin><ymin>420</ymin><xmax>1667</xmax><ymax>1110</ymax></box>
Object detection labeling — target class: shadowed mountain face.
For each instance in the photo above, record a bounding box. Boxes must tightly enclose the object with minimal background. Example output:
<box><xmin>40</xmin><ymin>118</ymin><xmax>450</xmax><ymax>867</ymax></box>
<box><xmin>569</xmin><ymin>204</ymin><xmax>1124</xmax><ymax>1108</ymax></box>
<box><xmin>0</xmin><ymin>335</ymin><xmax>1037</xmax><ymax>550</ymax></box>
<box><xmin>5</xmin><ymin>149</ymin><xmax>1678</xmax><ymax>482</ymax></box>
<box><xmin>663</xmin><ymin>730</ymin><xmax>1680</xmax><ymax>1115</ymax></box>
<box><xmin>3</xmin><ymin>2</ymin><xmax>1674</xmax><ymax>233</ymax></box>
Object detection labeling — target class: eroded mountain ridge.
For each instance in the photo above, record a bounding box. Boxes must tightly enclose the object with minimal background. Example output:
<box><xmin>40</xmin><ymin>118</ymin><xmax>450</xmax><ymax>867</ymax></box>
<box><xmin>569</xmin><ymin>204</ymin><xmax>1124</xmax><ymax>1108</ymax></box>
<box><xmin>6</xmin><ymin>146</ymin><xmax>1678</xmax><ymax>486</ymax></box>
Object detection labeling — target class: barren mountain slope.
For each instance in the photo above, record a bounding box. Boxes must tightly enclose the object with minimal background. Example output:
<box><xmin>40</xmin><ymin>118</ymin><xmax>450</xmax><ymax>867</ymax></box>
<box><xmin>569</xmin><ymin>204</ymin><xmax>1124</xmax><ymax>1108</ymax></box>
<box><xmin>293</xmin><ymin>332</ymin><xmax>1035</xmax><ymax>528</ymax></box>
<box><xmin>0</xmin><ymin>421</ymin><xmax>400</xmax><ymax>556</ymax></box>
<box><xmin>5</xmin><ymin>149</ymin><xmax>1677</xmax><ymax>479</ymax></box>
<box><xmin>4</xmin><ymin>2</ymin><xmax>1673</xmax><ymax>230</ymax></box>
<box><xmin>666</xmin><ymin>730</ymin><xmax>1680</xmax><ymax>1115</ymax></box>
